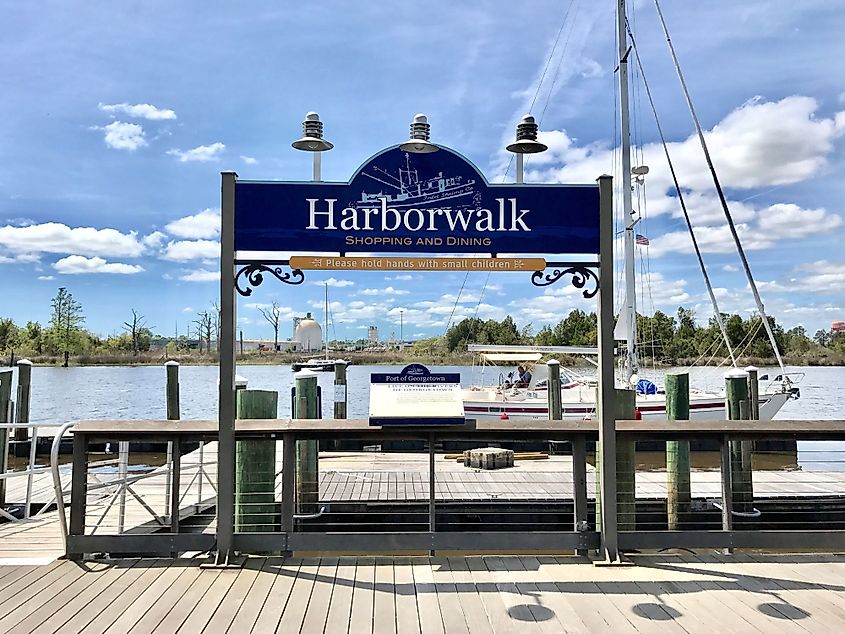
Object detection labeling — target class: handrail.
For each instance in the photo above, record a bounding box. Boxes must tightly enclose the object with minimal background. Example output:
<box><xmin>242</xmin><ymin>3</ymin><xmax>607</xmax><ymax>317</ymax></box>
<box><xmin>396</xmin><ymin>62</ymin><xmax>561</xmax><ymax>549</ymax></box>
<box><xmin>51</xmin><ymin>422</ymin><xmax>76</xmax><ymax>551</ymax></box>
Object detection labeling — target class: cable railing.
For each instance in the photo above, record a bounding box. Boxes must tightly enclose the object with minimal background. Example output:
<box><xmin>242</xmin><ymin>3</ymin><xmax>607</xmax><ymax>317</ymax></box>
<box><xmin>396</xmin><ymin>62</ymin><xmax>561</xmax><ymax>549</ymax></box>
<box><xmin>56</xmin><ymin>418</ymin><xmax>845</xmax><ymax>559</ymax></box>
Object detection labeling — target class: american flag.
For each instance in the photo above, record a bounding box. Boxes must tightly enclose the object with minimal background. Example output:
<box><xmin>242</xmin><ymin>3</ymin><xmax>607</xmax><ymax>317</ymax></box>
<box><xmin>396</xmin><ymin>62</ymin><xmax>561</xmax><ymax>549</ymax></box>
<box><xmin>635</xmin><ymin>234</ymin><xmax>650</xmax><ymax>246</ymax></box>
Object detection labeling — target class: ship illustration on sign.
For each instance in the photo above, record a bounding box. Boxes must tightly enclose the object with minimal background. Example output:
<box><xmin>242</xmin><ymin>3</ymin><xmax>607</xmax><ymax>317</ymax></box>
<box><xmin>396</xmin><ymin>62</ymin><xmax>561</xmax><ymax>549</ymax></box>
<box><xmin>357</xmin><ymin>153</ymin><xmax>477</xmax><ymax>210</ymax></box>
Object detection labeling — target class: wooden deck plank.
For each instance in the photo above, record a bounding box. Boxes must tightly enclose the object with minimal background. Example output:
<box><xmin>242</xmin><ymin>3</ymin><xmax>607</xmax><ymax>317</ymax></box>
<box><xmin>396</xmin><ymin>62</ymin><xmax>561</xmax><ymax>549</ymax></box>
<box><xmin>300</xmin><ymin>557</ymin><xmax>339</xmax><ymax>634</ymax></box>
<box><xmin>443</xmin><ymin>557</ymin><xmax>493</xmax><ymax>634</ymax></box>
<box><xmin>507</xmin><ymin>557</ymin><xmax>576</xmax><ymax>634</ymax></box>
<box><xmin>519</xmin><ymin>557</ymin><xmax>591</xmax><ymax>634</ymax></box>
<box><xmin>7</xmin><ymin>561</ymin><xmax>134</xmax><ymax>634</ymax></box>
<box><xmin>349</xmin><ymin>556</ymin><xmax>376</xmax><ymax>634</ymax></box>
<box><xmin>394</xmin><ymin>558</ymin><xmax>421</xmax><ymax>634</ymax></box>
<box><xmin>462</xmin><ymin>557</ymin><xmax>518</xmax><ymax>634</ymax></box>
<box><xmin>372</xmin><ymin>559</ymin><xmax>397</xmax><ymax>634</ymax></box>
<box><xmin>201</xmin><ymin>557</ymin><xmax>264</xmax><ymax>632</ymax></box>
<box><xmin>225</xmin><ymin>557</ymin><xmax>283</xmax><ymax>633</ymax></box>
<box><xmin>593</xmin><ymin>580</ymin><xmax>687</xmax><ymax>634</ymax></box>
<box><xmin>429</xmin><ymin>558</ymin><xmax>469</xmax><ymax>634</ymax></box>
<box><xmin>175</xmin><ymin>567</ymin><xmax>243</xmax><ymax>633</ymax></box>
<box><xmin>276</xmin><ymin>557</ymin><xmax>321</xmax><ymax>633</ymax></box>
<box><xmin>150</xmin><ymin>568</ymin><xmax>221</xmax><ymax>634</ymax></box>
<box><xmin>324</xmin><ymin>557</ymin><xmax>356</xmax><ymax>634</ymax></box>
<box><xmin>412</xmin><ymin>559</ymin><xmax>444</xmax><ymax>634</ymax></box>
<box><xmin>483</xmin><ymin>557</ymin><xmax>540</xmax><ymax>630</ymax></box>
<box><xmin>0</xmin><ymin>561</ymin><xmax>65</xmax><ymax>605</ymax></box>
<box><xmin>127</xmin><ymin>565</ymin><xmax>203</xmax><ymax>634</ymax></box>
<box><xmin>99</xmin><ymin>561</ymin><xmax>191</xmax><ymax>634</ymax></box>
<box><xmin>0</xmin><ymin>562</ymin><xmax>85</xmax><ymax>628</ymax></box>
<box><xmin>75</xmin><ymin>560</ymin><xmax>175</xmax><ymax>634</ymax></box>
<box><xmin>249</xmin><ymin>558</ymin><xmax>302</xmax><ymax>634</ymax></box>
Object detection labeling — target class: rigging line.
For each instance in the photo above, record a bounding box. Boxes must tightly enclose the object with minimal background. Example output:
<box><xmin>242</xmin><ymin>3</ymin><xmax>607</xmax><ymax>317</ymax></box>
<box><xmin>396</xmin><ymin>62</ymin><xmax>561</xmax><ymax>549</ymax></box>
<box><xmin>626</xmin><ymin>21</ymin><xmax>737</xmax><ymax>367</ymax></box>
<box><xmin>537</xmin><ymin>0</ymin><xmax>579</xmax><ymax>125</ymax></box>
<box><xmin>501</xmin><ymin>0</ymin><xmax>575</xmax><ymax>183</ymax></box>
<box><xmin>651</xmin><ymin>0</ymin><xmax>783</xmax><ymax>373</ymax></box>
<box><xmin>443</xmin><ymin>270</ymin><xmax>470</xmax><ymax>336</ymax></box>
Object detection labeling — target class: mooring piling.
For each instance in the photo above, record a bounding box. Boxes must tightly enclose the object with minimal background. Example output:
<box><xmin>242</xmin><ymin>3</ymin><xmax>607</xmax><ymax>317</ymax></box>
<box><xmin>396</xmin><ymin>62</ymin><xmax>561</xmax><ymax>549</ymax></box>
<box><xmin>294</xmin><ymin>370</ymin><xmax>320</xmax><ymax>515</ymax></box>
<box><xmin>725</xmin><ymin>369</ymin><xmax>754</xmax><ymax>514</ymax></box>
<box><xmin>14</xmin><ymin>359</ymin><xmax>32</xmax><ymax>443</ymax></box>
<box><xmin>235</xmin><ymin>389</ymin><xmax>278</xmax><ymax>532</ymax></box>
<box><xmin>0</xmin><ymin>369</ymin><xmax>12</xmax><ymax>505</ymax></box>
<box><xmin>665</xmin><ymin>372</ymin><xmax>691</xmax><ymax>530</ymax></box>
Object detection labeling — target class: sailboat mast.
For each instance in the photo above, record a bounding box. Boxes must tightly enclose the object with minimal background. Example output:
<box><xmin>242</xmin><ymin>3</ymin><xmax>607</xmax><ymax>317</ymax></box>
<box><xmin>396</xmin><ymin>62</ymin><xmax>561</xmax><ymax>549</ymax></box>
<box><xmin>618</xmin><ymin>0</ymin><xmax>638</xmax><ymax>382</ymax></box>
<box><xmin>324</xmin><ymin>282</ymin><xmax>329</xmax><ymax>360</ymax></box>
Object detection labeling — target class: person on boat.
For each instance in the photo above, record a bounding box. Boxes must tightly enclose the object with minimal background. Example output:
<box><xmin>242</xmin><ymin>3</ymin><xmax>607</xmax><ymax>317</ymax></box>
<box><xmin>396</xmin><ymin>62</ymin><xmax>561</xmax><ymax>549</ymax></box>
<box><xmin>515</xmin><ymin>365</ymin><xmax>532</xmax><ymax>388</ymax></box>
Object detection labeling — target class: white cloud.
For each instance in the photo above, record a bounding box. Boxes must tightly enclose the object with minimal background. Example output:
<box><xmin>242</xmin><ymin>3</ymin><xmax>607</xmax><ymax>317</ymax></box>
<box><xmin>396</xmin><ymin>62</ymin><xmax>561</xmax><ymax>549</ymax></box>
<box><xmin>161</xmin><ymin>239</ymin><xmax>219</xmax><ymax>261</ymax></box>
<box><xmin>98</xmin><ymin>102</ymin><xmax>177</xmax><ymax>120</ymax></box>
<box><xmin>142</xmin><ymin>231</ymin><xmax>167</xmax><ymax>249</ymax></box>
<box><xmin>722</xmin><ymin>264</ymin><xmax>739</xmax><ymax>272</ymax></box>
<box><xmin>37</xmin><ymin>275</ymin><xmax>54</xmax><ymax>280</ymax></box>
<box><xmin>167</xmin><ymin>142</ymin><xmax>225</xmax><ymax>162</ymax></box>
<box><xmin>182</xmin><ymin>307</ymin><xmax>194</xmax><ymax>313</ymax></box>
<box><xmin>100</xmin><ymin>121</ymin><xmax>147</xmax><ymax>151</ymax></box>
<box><xmin>241</xmin><ymin>155</ymin><xmax>258</xmax><ymax>165</ymax></box>
<box><xmin>315</xmin><ymin>277</ymin><xmax>354</xmax><ymax>288</ymax></box>
<box><xmin>358</xmin><ymin>286</ymin><xmax>409</xmax><ymax>296</ymax></box>
<box><xmin>0</xmin><ymin>222</ymin><xmax>145</xmax><ymax>257</ymax></box>
<box><xmin>179</xmin><ymin>269</ymin><xmax>220</xmax><ymax>282</ymax></box>
<box><xmin>385</xmin><ymin>274</ymin><xmax>415</xmax><ymax>281</ymax></box>
<box><xmin>53</xmin><ymin>255</ymin><xmax>144</xmax><ymax>275</ymax></box>
<box><xmin>165</xmin><ymin>208</ymin><xmax>220</xmax><ymax>239</ymax></box>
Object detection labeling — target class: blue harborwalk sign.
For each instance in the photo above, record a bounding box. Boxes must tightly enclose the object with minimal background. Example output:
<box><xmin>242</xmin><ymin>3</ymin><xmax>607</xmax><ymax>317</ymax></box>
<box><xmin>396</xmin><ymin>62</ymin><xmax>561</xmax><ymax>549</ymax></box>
<box><xmin>234</xmin><ymin>146</ymin><xmax>599</xmax><ymax>255</ymax></box>
<box><xmin>369</xmin><ymin>363</ymin><xmax>465</xmax><ymax>426</ymax></box>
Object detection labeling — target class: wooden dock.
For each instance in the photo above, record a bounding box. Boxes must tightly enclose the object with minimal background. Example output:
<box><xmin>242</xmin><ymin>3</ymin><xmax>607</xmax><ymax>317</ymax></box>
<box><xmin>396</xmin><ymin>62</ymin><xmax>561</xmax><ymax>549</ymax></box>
<box><xmin>1</xmin><ymin>553</ymin><xmax>845</xmax><ymax>632</ymax></box>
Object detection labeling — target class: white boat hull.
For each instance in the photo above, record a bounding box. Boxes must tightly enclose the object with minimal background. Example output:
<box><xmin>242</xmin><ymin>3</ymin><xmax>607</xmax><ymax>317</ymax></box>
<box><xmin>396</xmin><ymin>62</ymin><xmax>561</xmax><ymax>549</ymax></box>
<box><xmin>462</xmin><ymin>387</ymin><xmax>792</xmax><ymax>422</ymax></box>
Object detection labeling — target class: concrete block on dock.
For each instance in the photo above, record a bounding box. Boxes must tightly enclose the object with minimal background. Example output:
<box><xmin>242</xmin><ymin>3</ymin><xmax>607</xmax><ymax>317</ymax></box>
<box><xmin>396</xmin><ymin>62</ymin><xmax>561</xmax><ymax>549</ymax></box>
<box><xmin>463</xmin><ymin>448</ymin><xmax>514</xmax><ymax>470</ymax></box>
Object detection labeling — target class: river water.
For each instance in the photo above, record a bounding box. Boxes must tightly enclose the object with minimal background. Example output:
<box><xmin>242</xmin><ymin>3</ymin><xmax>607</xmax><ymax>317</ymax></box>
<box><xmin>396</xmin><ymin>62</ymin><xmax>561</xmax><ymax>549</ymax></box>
<box><xmin>19</xmin><ymin>363</ymin><xmax>845</xmax><ymax>468</ymax></box>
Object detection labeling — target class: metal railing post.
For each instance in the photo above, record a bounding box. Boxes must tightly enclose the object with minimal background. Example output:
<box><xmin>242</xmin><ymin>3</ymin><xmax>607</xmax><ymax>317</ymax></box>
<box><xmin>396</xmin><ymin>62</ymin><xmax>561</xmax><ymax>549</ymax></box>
<box><xmin>719</xmin><ymin>433</ymin><xmax>734</xmax><ymax>554</ymax></box>
<box><xmin>24</xmin><ymin>425</ymin><xmax>38</xmax><ymax>519</ymax></box>
<box><xmin>572</xmin><ymin>433</ymin><xmax>588</xmax><ymax>556</ymax></box>
<box><xmin>117</xmin><ymin>441</ymin><xmax>128</xmax><ymax>533</ymax></box>
<box><xmin>69</xmin><ymin>432</ymin><xmax>89</xmax><ymax>561</ymax></box>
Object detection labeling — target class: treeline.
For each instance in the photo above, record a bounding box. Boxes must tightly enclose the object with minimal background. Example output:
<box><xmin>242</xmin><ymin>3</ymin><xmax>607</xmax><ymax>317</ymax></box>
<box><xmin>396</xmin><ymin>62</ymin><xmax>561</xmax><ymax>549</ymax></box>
<box><xmin>442</xmin><ymin>308</ymin><xmax>845</xmax><ymax>364</ymax></box>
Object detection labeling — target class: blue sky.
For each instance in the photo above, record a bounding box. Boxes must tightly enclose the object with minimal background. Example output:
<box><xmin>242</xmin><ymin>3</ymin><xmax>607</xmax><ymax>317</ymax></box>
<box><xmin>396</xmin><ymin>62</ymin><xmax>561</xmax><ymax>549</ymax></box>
<box><xmin>1</xmin><ymin>0</ymin><xmax>843</xmax><ymax>342</ymax></box>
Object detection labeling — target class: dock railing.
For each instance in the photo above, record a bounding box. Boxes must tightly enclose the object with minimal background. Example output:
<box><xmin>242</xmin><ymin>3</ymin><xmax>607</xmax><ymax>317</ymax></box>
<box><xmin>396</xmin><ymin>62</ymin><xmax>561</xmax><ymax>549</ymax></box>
<box><xmin>56</xmin><ymin>418</ymin><xmax>845</xmax><ymax>559</ymax></box>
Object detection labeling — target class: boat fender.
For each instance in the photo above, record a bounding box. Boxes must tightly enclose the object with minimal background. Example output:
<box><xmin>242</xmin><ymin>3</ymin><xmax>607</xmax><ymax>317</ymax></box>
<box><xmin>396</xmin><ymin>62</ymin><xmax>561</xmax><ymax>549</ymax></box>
<box><xmin>500</xmin><ymin>413</ymin><xmax>510</xmax><ymax>420</ymax></box>
<box><xmin>634</xmin><ymin>408</ymin><xmax>642</xmax><ymax>420</ymax></box>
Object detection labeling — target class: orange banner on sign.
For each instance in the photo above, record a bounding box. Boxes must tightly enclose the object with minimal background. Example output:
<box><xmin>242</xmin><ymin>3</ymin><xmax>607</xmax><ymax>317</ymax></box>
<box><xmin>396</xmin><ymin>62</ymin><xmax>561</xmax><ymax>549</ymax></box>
<box><xmin>289</xmin><ymin>256</ymin><xmax>546</xmax><ymax>272</ymax></box>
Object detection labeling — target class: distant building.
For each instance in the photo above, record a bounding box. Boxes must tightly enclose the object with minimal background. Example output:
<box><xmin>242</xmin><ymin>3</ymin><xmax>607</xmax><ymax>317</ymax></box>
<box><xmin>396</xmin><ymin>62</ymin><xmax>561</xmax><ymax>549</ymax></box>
<box><xmin>833</xmin><ymin>321</ymin><xmax>845</xmax><ymax>333</ymax></box>
<box><xmin>368</xmin><ymin>325</ymin><xmax>379</xmax><ymax>343</ymax></box>
<box><xmin>294</xmin><ymin>312</ymin><xmax>322</xmax><ymax>352</ymax></box>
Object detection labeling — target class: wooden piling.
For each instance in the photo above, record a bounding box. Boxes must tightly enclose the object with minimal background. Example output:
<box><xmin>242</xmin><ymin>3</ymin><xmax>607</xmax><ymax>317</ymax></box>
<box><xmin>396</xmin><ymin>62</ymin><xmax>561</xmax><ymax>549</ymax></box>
<box><xmin>333</xmin><ymin>361</ymin><xmax>348</xmax><ymax>419</ymax></box>
<box><xmin>746</xmin><ymin>366</ymin><xmax>760</xmax><ymax>420</ymax></box>
<box><xmin>725</xmin><ymin>369</ymin><xmax>754</xmax><ymax>514</ymax></box>
<box><xmin>165</xmin><ymin>361</ymin><xmax>180</xmax><ymax>420</ymax></box>
<box><xmin>546</xmin><ymin>360</ymin><xmax>562</xmax><ymax>422</ymax></box>
<box><xmin>665</xmin><ymin>372</ymin><xmax>691</xmax><ymax>530</ymax></box>
<box><xmin>14</xmin><ymin>360</ymin><xmax>32</xmax><ymax>442</ymax></box>
<box><xmin>235</xmin><ymin>390</ymin><xmax>278</xmax><ymax>532</ymax></box>
<box><xmin>294</xmin><ymin>370</ymin><xmax>320</xmax><ymax>514</ymax></box>
<box><xmin>0</xmin><ymin>370</ymin><xmax>12</xmax><ymax>505</ymax></box>
<box><xmin>595</xmin><ymin>389</ymin><xmax>636</xmax><ymax>532</ymax></box>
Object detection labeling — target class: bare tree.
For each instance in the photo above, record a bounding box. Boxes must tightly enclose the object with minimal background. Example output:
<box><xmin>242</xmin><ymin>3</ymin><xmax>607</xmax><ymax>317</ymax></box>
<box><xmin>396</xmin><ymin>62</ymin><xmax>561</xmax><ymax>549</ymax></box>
<box><xmin>210</xmin><ymin>301</ymin><xmax>221</xmax><ymax>352</ymax></box>
<box><xmin>193</xmin><ymin>311</ymin><xmax>214</xmax><ymax>354</ymax></box>
<box><xmin>258</xmin><ymin>301</ymin><xmax>283</xmax><ymax>351</ymax></box>
<box><xmin>122</xmin><ymin>309</ymin><xmax>148</xmax><ymax>356</ymax></box>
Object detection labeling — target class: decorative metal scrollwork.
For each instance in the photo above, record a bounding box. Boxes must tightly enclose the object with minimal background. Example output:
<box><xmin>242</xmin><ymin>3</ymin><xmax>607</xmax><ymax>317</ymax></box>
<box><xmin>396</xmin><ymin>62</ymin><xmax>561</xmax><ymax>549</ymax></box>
<box><xmin>531</xmin><ymin>264</ymin><xmax>599</xmax><ymax>298</ymax></box>
<box><xmin>235</xmin><ymin>263</ymin><xmax>305</xmax><ymax>296</ymax></box>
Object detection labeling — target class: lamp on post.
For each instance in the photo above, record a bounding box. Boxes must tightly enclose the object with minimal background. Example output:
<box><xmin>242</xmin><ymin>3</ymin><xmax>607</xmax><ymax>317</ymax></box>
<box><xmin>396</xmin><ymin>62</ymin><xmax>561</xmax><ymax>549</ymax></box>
<box><xmin>292</xmin><ymin>112</ymin><xmax>333</xmax><ymax>181</ymax></box>
<box><xmin>399</xmin><ymin>114</ymin><xmax>439</xmax><ymax>154</ymax></box>
<box><xmin>506</xmin><ymin>114</ymin><xmax>548</xmax><ymax>184</ymax></box>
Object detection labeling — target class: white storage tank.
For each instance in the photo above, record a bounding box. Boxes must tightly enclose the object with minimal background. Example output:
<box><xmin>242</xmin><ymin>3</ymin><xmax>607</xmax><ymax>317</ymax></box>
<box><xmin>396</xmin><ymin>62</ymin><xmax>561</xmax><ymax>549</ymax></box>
<box><xmin>294</xmin><ymin>312</ymin><xmax>322</xmax><ymax>351</ymax></box>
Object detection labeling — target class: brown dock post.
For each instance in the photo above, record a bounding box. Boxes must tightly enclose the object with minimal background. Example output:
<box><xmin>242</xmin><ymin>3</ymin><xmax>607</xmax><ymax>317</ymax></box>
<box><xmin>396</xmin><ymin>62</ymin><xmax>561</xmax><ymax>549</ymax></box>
<box><xmin>595</xmin><ymin>388</ymin><xmax>636</xmax><ymax>534</ymax></box>
<box><xmin>162</xmin><ymin>361</ymin><xmax>180</xmax><ymax>522</ymax></box>
<box><xmin>0</xmin><ymin>369</ymin><xmax>12</xmax><ymax>505</ymax></box>
<box><xmin>725</xmin><ymin>369</ymin><xmax>753</xmax><ymax>515</ymax></box>
<box><xmin>14</xmin><ymin>359</ymin><xmax>32</xmax><ymax>442</ymax></box>
<box><xmin>294</xmin><ymin>370</ymin><xmax>319</xmax><ymax>514</ymax></box>
<box><xmin>235</xmin><ymin>389</ymin><xmax>278</xmax><ymax>532</ymax></box>
<box><xmin>665</xmin><ymin>372</ymin><xmax>691</xmax><ymax>530</ymax></box>
<box><xmin>333</xmin><ymin>361</ymin><xmax>348</xmax><ymax>451</ymax></box>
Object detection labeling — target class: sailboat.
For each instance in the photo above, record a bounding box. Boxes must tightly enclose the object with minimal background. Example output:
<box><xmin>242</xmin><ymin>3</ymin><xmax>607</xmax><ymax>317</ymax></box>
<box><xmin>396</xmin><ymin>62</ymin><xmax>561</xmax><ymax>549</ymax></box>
<box><xmin>461</xmin><ymin>0</ymin><xmax>800</xmax><ymax>421</ymax></box>
<box><xmin>292</xmin><ymin>283</ymin><xmax>347</xmax><ymax>372</ymax></box>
